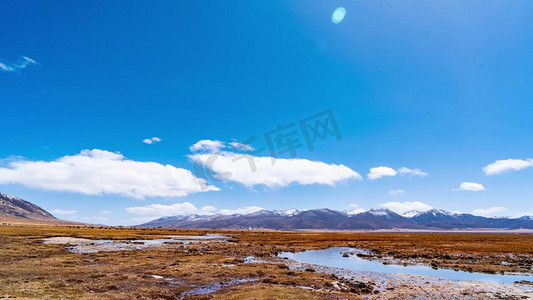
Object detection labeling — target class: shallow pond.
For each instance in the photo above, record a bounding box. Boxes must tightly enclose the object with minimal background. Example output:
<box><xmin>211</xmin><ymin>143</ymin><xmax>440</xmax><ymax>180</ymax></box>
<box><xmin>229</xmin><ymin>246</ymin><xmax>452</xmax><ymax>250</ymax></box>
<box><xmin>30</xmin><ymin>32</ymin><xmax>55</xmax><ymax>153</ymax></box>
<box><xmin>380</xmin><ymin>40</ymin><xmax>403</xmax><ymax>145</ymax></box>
<box><xmin>180</xmin><ymin>278</ymin><xmax>258</xmax><ymax>297</ymax></box>
<box><xmin>278</xmin><ymin>247</ymin><xmax>532</xmax><ymax>284</ymax></box>
<box><xmin>43</xmin><ymin>234</ymin><xmax>231</xmax><ymax>253</ymax></box>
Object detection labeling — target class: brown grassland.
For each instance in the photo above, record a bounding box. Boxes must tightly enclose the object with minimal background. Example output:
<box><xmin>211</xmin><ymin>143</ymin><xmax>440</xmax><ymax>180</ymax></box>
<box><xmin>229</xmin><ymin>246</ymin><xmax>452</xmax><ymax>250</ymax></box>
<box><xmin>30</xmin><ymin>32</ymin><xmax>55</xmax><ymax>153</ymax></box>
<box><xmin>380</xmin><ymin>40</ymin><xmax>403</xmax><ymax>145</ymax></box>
<box><xmin>1</xmin><ymin>224</ymin><xmax>532</xmax><ymax>299</ymax></box>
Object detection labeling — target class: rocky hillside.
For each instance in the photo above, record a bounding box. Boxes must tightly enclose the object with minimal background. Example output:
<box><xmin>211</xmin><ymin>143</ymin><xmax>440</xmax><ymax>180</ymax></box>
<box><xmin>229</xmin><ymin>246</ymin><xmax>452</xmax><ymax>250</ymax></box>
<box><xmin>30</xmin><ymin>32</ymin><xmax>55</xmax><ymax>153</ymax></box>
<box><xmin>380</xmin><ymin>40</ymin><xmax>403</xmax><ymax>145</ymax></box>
<box><xmin>0</xmin><ymin>192</ymin><xmax>57</xmax><ymax>221</ymax></box>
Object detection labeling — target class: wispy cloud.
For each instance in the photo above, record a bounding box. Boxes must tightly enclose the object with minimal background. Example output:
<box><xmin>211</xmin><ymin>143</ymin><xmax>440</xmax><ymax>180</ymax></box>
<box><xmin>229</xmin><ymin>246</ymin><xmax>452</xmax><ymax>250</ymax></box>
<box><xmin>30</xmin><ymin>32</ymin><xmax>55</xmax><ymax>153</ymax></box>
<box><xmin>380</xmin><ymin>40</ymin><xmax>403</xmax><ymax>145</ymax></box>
<box><xmin>0</xmin><ymin>149</ymin><xmax>218</xmax><ymax>199</ymax></box>
<box><xmin>190</xmin><ymin>139</ymin><xmax>255</xmax><ymax>153</ymax></box>
<box><xmin>389</xmin><ymin>189</ymin><xmax>405</xmax><ymax>196</ymax></box>
<box><xmin>51</xmin><ymin>209</ymin><xmax>77</xmax><ymax>215</ymax></box>
<box><xmin>472</xmin><ymin>206</ymin><xmax>507</xmax><ymax>217</ymax></box>
<box><xmin>380</xmin><ymin>201</ymin><xmax>433</xmax><ymax>214</ymax></box>
<box><xmin>126</xmin><ymin>202</ymin><xmax>216</xmax><ymax>216</ymax></box>
<box><xmin>483</xmin><ymin>159</ymin><xmax>533</xmax><ymax>175</ymax></box>
<box><xmin>367</xmin><ymin>166</ymin><xmax>427</xmax><ymax>180</ymax></box>
<box><xmin>142</xmin><ymin>137</ymin><xmax>162</xmax><ymax>144</ymax></box>
<box><xmin>228</xmin><ymin>141</ymin><xmax>254</xmax><ymax>151</ymax></box>
<box><xmin>190</xmin><ymin>140</ymin><xmax>226</xmax><ymax>152</ymax></box>
<box><xmin>218</xmin><ymin>206</ymin><xmax>264</xmax><ymax>215</ymax></box>
<box><xmin>398</xmin><ymin>167</ymin><xmax>428</xmax><ymax>177</ymax></box>
<box><xmin>452</xmin><ymin>182</ymin><xmax>485</xmax><ymax>192</ymax></box>
<box><xmin>0</xmin><ymin>56</ymin><xmax>38</xmax><ymax>73</ymax></box>
<box><xmin>126</xmin><ymin>202</ymin><xmax>263</xmax><ymax>219</ymax></box>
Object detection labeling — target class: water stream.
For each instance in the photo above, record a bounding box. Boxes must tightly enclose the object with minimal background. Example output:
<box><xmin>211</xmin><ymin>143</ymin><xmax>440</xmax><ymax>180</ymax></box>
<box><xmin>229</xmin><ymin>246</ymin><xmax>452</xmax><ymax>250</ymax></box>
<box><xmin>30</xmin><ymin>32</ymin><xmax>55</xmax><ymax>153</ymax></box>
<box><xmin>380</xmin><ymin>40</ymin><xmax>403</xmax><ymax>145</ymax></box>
<box><xmin>278</xmin><ymin>247</ymin><xmax>532</xmax><ymax>284</ymax></box>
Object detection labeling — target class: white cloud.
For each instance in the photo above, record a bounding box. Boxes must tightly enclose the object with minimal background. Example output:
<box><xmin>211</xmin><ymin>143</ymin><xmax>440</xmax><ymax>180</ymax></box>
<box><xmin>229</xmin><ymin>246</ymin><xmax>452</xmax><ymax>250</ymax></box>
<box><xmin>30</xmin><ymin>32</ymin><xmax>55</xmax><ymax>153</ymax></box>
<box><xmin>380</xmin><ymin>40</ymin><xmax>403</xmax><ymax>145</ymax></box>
<box><xmin>189</xmin><ymin>139</ymin><xmax>360</xmax><ymax>188</ymax></box>
<box><xmin>483</xmin><ymin>159</ymin><xmax>533</xmax><ymax>175</ymax></box>
<box><xmin>200</xmin><ymin>205</ymin><xmax>217</xmax><ymax>212</ymax></box>
<box><xmin>367</xmin><ymin>166</ymin><xmax>427</xmax><ymax>180</ymax></box>
<box><xmin>190</xmin><ymin>140</ymin><xmax>226</xmax><ymax>153</ymax></box>
<box><xmin>380</xmin><ymin>201</ymin><xmax>433</xmax><ymax>214</ymax></box>
<box><xmin>453</xmin><ymin>182</ymin><xmax>485</xmax><ymax>192</ymax></box>
<box><xmin>0</xmin><ymin>149</ymin><xmax>218</xmax><ymax>199</ymax></box>
<box><xmin>126</xmin><ymin>202</ymin><xmax>263</xmax><ymax>218</ymax></box>
<box><xmin>218</xmin><ymin>206</ymin><xmax>264</xmax><ymax>215</ymax></box>
<box><xmin>472</xmin><ymin>206</ymin><xmax>507</xmax><ymax>217</ymax></box>
<box><xmin>191</xmin><ymin>139</ymin><xmax>254</xmax><ymax>153</ymax></box>
<box><xmin>51</xmin><ymin>209</ymin><xmax>77</xmax><ymax>215</ymax></box>
<box><xmin>0</xmin><ymin>56</ymin><xmax>37</xmax><ymax>73</ymax></box>
<box><xmin>190</xmin><ymin>151</ymin><xmax>361</xmax><ymax>188</ymax></box>
<box><xmin>228</xmin><ymin>141</ymin><xmax>254</xmax><ymax>152</ymax></box>
<box><xmin>367</xmin><ymin>166</ymin><xmax>397</xmax><ymax>180</ymax></box>
<box><xmin>126</xmin><ymin>202</ymin><xmax>217</xmax><ymax>216</ymax></box>
<box><xmin>101</xmin><ymin>211</ymin><xmax>111</xmax><ymax>215</ymax></box>
<box><xmin>398</xmin><ymin>167</ymin><xmax>428</xmax><ymax>177</ymax></box>
<box><xmin>389</xmin><ymin>189</ymin><xmax>406</xmax><ymax>196</ymax></box>
<box><xmin>142</xmin><ymin>137</ymin><xmax>162</xmax><ymax>144</ymax></box>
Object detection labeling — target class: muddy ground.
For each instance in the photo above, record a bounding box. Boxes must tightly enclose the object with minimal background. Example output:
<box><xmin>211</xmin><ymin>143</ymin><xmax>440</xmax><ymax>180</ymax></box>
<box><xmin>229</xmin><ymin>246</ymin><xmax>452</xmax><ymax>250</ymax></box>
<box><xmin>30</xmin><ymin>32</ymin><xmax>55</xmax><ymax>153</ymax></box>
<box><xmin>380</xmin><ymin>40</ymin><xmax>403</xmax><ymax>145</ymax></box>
<box><xmin>0</xmin><ymin>224</ymin><xmax>532</xmax><ymax>299</ymax></box>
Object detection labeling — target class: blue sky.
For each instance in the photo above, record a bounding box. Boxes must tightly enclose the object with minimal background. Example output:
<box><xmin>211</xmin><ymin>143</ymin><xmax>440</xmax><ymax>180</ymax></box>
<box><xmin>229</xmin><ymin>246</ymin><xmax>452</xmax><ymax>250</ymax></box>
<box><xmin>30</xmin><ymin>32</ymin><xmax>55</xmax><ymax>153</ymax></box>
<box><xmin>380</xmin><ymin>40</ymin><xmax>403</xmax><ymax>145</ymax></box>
<box><xmin>1</xmin><ymin>0</ymin><xmax>532</xmax><ymax>225</ymax></box>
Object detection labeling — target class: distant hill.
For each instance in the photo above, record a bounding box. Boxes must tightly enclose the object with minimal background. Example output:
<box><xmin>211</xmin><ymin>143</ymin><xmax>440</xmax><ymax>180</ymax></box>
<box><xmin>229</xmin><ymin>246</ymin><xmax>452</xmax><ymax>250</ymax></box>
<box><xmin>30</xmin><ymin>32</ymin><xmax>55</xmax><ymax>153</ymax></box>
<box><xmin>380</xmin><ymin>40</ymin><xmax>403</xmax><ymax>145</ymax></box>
<box><xmin>0</xmin><ymin>192</ymin><xmax>57</xmax><ymax>222</ymax></box>
<box><xmin>138</xmin><ymin>208</ymin><xmax>533</xmax><ymax>230</ymax></box>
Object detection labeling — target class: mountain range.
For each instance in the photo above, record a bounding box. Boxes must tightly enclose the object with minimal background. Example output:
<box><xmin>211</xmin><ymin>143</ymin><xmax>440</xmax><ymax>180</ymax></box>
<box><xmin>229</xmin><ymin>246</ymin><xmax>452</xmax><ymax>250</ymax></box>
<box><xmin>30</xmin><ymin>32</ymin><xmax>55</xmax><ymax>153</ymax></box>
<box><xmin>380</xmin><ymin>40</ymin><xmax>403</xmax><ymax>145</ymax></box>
<box><xmin>2</xmin><ymin>191</ymin><xmax>532</xmax><ymax>230</ymax></box>
<box><xmin>139</xmin><ymin>208</ymin><xmax>533</xmax><ymax>230</ymax></box>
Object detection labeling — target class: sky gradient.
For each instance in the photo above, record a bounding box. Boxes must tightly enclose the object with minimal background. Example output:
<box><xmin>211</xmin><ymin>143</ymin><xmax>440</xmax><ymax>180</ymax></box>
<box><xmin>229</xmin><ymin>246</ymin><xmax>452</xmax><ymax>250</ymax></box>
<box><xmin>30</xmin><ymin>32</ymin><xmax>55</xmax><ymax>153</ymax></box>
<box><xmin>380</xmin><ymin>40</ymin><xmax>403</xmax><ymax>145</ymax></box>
<box><xmin>1</xmin><ymin>0</ymin><xmax>532</xmax><ymax>225</ymax></box>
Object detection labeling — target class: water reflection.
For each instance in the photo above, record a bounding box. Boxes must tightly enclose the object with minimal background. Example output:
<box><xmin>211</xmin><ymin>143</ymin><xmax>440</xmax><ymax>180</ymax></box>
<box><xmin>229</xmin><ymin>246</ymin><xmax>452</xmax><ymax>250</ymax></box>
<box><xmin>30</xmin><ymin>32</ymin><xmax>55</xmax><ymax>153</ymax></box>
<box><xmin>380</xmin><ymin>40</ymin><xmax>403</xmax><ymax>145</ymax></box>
<box><xmin>43</xmin><ymin>234</ymin><xmax>231</xmax><ymax>253</ymax></box>
<box><xmin>278</xmin><ymin>247</ymin><xmax>532</xmax><ymax>284</ymax></box>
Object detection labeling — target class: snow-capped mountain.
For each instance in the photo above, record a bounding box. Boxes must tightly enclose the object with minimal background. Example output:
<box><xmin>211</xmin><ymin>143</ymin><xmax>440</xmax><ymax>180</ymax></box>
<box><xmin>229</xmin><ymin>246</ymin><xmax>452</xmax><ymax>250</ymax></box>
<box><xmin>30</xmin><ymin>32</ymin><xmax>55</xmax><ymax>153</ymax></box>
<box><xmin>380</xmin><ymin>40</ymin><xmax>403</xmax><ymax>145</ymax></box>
<box><xmin>413</xmin><ymin>209</ymin><xmax>454</xmax><ymax>218</ymax></box>
<box><xmin>246</xmin><ymin>209</ymin><xmax>277</xmax><ymax>217</ymax></box>
<box><xmin>367</xmin><ymin>208</ymin><xmax>395</xmax><ymax>217</ymax></box>
<box><xmin>273</xmin><ymin>208</ymin><xmax>301</xmax><ymax>216</ymax></box>
<box><xmin>139</xmin><ymin>207</ymin><xmax>533</xmax><ymax>230</ymax></box>
<box><xmin>403</xmin><ymin>209</ymin><xmax>456</xmax><ymax>219</ymax></box>
<box><xmin>344</xmin><ymin>208</ymin><xmax>367</xmax><ymax>216</ymax></box>
<box><xmin>402</xmin><ymin>210</ymin><xmax>422</xmax><ymax>218</ymax></box>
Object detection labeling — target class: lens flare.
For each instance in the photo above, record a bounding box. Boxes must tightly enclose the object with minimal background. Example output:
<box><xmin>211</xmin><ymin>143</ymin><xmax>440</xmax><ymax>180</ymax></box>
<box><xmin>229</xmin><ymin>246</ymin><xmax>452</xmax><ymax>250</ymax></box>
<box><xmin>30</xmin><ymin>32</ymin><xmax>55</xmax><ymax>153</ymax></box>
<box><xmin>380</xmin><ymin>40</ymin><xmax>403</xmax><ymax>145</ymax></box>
<box><xmin>332</xmin><ymin>7</ymin><xmax>346</xmax><ymax>24</ymax></box>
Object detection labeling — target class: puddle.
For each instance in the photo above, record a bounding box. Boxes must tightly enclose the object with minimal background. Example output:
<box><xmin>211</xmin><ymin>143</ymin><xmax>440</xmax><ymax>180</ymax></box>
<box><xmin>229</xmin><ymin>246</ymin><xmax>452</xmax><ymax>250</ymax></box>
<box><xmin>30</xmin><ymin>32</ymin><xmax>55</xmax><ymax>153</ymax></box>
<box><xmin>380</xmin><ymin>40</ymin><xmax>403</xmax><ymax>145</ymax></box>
<box><xmin>244</xmin><ymin>256</ymin><xmax>264</xmax><ymax>263</ymax></box>
<box><xmin>278</xmin><ymin>247</ymin><xmax>532</xmax><ymax>284</ymax></box>
<box><xmin>180</xmin><ymin>278</ymin><xmax>258</xmax><ymax>297</ymax></box>
<box><xmin>43</xmin><ymin>235</ymin><xmax>231</xmax><ymax>253</ymax></box>
<box><xmin>295</xmin><ymin>285</ymin><xmax>313</xmax><ymax>290</ymax></box>
<box><xmin>168</xmin><ymin>234</ymin><xmax>229</xmax><ymax>240</ymax></box>
<box><xmin>150</xmin><ymin>274</ymin><xmax>185</xmax><ymax>286</ymax></box>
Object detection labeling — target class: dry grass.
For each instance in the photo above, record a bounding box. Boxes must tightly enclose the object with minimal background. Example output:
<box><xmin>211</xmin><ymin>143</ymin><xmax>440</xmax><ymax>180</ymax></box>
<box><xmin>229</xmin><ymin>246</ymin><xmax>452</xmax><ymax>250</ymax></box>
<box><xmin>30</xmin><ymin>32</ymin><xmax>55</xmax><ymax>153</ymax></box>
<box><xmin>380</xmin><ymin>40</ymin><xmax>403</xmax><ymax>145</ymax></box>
<box><xmin>0</xmin><ymin>224</ymin><xmax>532</xmax><ymax>299</ymax></box>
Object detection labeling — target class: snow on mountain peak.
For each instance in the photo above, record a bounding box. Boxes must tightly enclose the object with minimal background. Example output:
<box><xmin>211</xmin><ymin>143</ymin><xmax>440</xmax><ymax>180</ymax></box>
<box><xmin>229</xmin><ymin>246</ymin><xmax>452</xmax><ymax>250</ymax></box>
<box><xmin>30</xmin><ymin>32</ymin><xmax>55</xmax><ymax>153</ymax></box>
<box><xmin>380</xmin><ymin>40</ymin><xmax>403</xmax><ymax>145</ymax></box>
<box><xmin>344</xmin><ymin>208</ymin><xmax>367</xmax><ymax>216</ymax></box>
<box><xmin>282</xmin><ymin>208</ymin><xmax>300</xmax><ymax>216</ymax></box>
<box><xmin>402</xmin><ymin>210</ymin><xmax>421</xmax><ymax>218</ymax></box>
<box><xmin>428</xmin><ymin>209</ymin><xmax>452</xmax><ymax>216</ymax></box>
<box><xmin>272</xmin><ymin>208</ymin><xmax>301</xmax><ymax>216</ymax></box>
<box><xmin>402</xmin><ymin>209</ymin><xmax>454</xmax><ymax>218</ymax></box>
<box><xmin>248</xmin><ymin>209</ymin><xmax>275</xmax><ymax>217</ymax></box>
<box><xmin>368</xmin><ymin>208</ymin><xmax>394</xmax><ymax>217</ymax></box>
